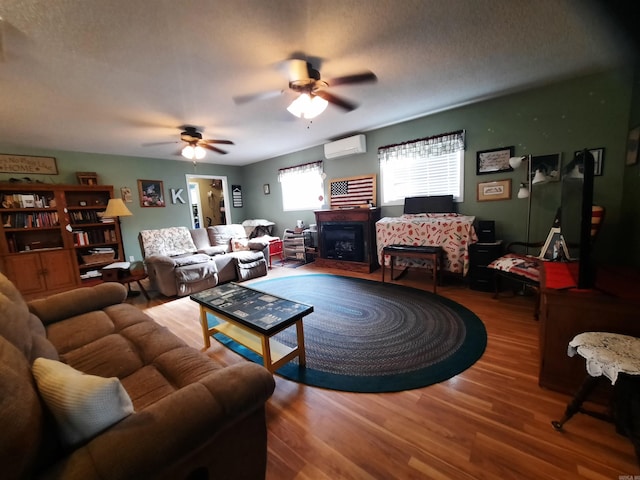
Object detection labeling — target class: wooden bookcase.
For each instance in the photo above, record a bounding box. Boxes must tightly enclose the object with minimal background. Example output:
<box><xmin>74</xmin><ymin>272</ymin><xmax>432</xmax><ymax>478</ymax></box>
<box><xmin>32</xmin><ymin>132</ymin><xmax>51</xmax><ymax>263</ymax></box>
<box><xmin>0</xmin><ymin>183</ymin><xmax>124</xmax><ymax>297</ymax></box>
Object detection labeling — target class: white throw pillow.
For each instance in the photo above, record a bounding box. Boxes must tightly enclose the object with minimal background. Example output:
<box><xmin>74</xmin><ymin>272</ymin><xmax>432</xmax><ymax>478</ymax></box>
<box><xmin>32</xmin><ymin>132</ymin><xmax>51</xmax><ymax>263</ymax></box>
<box><xmin>231</xmin><ymin>237</ymin><xmax>251</xmax><ymax>252</ymax></box>
<box><xmin>32</xmin><ymin>358</ymin><xmax>134</xmax><ymax>446</ymax></box>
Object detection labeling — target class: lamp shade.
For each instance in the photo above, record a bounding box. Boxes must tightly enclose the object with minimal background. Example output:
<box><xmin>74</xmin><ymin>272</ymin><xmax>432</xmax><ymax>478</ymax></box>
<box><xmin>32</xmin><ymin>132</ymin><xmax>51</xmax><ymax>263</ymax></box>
<box><xmin>532</xmin><ymin>169</ymin><xmax>549</xmax><ymax>185</ymax></box>
<box><xmin>103</xmin><ymin>198</ymin><xmax>133</xmax><ymax>217</ymax></box>
<box><xmin>509</xmin><ymin>156</ymin><xmax>525</xmax><ymax>169</ymax></box>
<box><xmin>517</xmin><ymin>183</ymin><xmax>530</xmax><ymax>199</ymax></box>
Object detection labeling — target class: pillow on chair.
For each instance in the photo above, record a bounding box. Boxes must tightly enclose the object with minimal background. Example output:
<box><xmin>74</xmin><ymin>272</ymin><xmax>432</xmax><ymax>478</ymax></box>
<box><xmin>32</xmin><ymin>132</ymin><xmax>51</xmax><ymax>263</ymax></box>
<box><xmin>487</xmin><ymin>253</ymin><xmax>542</xmax><ymax>283</ymax></box>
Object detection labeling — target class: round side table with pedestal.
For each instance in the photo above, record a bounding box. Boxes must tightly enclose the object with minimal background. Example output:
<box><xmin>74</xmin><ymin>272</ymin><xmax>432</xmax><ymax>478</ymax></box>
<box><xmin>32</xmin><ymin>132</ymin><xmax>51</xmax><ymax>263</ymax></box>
<box><xmin>552</xmin><ymin>332</ymin><xmax>640</xmax><ymax>459</ymax></box>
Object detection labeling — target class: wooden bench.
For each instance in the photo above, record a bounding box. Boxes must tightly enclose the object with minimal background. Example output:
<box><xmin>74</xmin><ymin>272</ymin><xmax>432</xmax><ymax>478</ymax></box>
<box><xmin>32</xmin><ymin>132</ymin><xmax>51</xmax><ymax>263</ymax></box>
<box><xmin>381</xmin><ymin>245</ymin><xmax>444</xmax><ymax>293</ymax></box>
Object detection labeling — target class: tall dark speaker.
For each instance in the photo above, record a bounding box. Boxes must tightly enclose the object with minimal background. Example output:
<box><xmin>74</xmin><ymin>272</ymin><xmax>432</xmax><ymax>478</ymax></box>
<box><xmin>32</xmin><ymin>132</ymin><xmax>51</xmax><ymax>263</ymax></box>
<box><xmin>477</xmin><ymin>220</ymin><xmax>495</xmax><ymax>243</ymax></box>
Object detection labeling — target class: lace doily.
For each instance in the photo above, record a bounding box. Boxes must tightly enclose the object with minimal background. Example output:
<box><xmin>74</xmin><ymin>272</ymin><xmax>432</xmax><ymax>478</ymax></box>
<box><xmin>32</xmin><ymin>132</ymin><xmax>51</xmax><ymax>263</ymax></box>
<box><xmin>568</xmin><ymin>332</ymin><xmax>640</xmax><ymax>385</ymax></box>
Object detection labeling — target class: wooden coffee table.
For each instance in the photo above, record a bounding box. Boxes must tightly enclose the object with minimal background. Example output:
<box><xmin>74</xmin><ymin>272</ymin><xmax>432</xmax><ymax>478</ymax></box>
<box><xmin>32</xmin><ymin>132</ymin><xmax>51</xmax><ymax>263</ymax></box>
<box><xmin>190</xmin><ymin>283</ymin><xmax>313</xmax><ymax>373</ymax></box>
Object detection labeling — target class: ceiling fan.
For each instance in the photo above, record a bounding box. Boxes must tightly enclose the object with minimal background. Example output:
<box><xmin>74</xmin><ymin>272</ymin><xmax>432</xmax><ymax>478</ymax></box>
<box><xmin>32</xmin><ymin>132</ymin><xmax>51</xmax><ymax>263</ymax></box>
<box><xmin>144</xmin><ymin>125</ymin><xmax>234</xmax><ymax>159</ymax></box>
<box><xmin>233</xmin><ymin>58</ymin><xmax>377</xmax><ymax>117</ymax></box>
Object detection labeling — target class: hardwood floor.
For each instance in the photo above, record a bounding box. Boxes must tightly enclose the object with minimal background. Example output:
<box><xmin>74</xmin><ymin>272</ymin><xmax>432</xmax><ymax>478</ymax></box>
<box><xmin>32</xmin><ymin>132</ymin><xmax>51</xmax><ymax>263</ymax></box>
<box><xmin>130</xmin><ymin>263</ymin><xmax>638</xmax><ymax>479</ymax></box>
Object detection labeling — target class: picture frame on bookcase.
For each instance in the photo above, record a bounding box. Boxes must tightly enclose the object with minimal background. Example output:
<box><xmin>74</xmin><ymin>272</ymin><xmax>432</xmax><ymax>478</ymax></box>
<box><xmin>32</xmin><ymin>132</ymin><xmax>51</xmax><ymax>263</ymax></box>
<box><xmin>76</xmin><ymin>172</ymin><xmax>99</xmax><ymax>185</ymax></box>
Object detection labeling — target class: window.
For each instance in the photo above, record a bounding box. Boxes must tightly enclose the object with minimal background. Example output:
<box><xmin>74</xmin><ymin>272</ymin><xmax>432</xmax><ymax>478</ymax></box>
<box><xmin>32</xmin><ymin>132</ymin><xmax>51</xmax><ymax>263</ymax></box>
<box><xmin>379</xmin><ymin>130</ymin><xmax>465</xmax><ymax>205</ymax></box>
<box><xmin>278</xmin><ymin>161</ymin><xmax>325</xmax><ymax>211</ymax></box>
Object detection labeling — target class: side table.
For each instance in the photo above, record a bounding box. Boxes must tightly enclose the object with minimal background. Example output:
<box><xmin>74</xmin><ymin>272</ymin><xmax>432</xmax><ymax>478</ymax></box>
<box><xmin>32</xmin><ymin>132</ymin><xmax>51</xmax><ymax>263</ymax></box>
<box><xmin>267</xmin><ymin>238</ymin><xmax>284</xmax><ymax>268</ymax></box>
<box><xmin>468</xmin><ymin>241</ymin><xmax>503</xmax><ymax>292</ymax></box>
<box><xmin>552</xmin><ymin>332</ymin><xmax>640</xmax><ymax>459</ymax></box>
<box><xmin>111</xmin><ymin>272</ymin><xmax>150</xmax><ymax>300</ymax></box>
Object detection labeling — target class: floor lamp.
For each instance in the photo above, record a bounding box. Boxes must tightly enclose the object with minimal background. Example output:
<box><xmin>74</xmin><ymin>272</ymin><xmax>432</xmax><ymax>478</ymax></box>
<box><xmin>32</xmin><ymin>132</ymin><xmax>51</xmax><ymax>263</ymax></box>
<box><xmin>509</xmin><ymin>154</ymin><xmax>548</xmax><ymax>254</ymax></box>
<box><xmin>102</xmin><ymin>198</ymin><xmax>133</xmax><ymax>262</ymax></box>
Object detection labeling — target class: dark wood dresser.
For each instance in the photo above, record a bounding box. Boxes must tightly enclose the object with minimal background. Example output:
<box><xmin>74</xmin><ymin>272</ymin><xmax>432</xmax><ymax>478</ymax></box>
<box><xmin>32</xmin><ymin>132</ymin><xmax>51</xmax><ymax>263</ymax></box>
<box><xmin>539</xmin><ymin>263</ymin><xmax>640</xmax><ymax>399</ymax></box>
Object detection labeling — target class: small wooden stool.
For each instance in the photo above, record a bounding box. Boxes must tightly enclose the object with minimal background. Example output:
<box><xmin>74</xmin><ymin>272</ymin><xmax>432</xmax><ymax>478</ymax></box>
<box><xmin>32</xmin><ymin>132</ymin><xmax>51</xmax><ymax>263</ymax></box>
<box><xmin>382</xmin><ymin>245</ymin><xmax>443</xmax><ymax>293</ymax></box>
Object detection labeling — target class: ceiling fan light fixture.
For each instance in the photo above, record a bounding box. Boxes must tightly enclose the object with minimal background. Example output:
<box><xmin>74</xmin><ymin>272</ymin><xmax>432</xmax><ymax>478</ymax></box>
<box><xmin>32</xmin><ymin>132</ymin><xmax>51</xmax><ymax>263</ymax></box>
<box><xmin>287</xmin><ymin>93</ymin><xmax>328</xmax><ymax>119</ymax></box>
<box><xmin>194</xmin><ymin>145</ymin><xmax>206</xmax><ymax>160</ymax></box>
<box><xmin>181</xmin><ymin>144</ymin><xmax>195</xmax><ymax>159</ymax></box>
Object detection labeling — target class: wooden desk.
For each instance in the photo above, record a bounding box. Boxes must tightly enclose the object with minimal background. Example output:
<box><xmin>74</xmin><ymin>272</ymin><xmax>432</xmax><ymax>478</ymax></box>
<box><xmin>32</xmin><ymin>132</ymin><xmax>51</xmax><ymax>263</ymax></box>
<box><xmin>538</xmin><ymin>263</ymin><xmax>640</xmax><ymax>400</ymax></box>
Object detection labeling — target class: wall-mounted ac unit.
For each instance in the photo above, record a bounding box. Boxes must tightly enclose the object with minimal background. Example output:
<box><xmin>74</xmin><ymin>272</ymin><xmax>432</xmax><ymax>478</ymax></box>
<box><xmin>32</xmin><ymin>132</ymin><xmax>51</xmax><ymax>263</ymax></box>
<box><xmin>324</xmin><ymin>134</ymin><xmax>367</xmax><ymax>159</ymax></box>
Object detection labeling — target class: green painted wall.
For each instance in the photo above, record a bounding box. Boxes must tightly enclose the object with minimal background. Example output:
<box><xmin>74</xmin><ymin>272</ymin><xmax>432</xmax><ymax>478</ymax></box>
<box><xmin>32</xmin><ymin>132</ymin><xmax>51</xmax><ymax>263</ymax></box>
<box><xmin>621</xmin><ymin>67</ymin><xmax>640</xmax><ymax>266</ymax></box>
<box><xmin>0</xmin><ymin>150</ymin><xmax>244</xmax><ymax>260</ymax></box>
<box><xmin>1</xmin><ymin>68</ymin><xmax>636</xmax><ymax>268</ymax></box>
<box><xmin>245</xmin><ymin>69</ymin><xmax>635</xmax><ymax>266</ymax></box>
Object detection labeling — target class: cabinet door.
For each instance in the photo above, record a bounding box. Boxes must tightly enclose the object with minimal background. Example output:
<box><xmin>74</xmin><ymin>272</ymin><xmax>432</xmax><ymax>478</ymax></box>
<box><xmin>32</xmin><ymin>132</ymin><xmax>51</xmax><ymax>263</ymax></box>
<box><xmin>41</xmin><ymin>250</ymin><xmax>77</xmax><ymax>291</ymax></box>
<box><xmin>3</xmin><ymin>253</ymin><xmax>47</xmax><ymax>294</ymax></box>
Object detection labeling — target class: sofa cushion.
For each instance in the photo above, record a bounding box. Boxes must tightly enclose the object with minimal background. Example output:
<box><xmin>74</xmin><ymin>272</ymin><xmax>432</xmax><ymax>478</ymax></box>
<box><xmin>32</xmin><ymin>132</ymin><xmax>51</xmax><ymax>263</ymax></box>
<box><xmin>28</xmin><ymin>282</ymin><xmax>127</xmax><ymax>326</ymax></box>
<box><xmin>173</xmin><ymin>260</ymin><xmax>218</xmax><ymax>282</ymax></box>
<box><xmin>0</xmin><ymin>338</ymin><xmax>45</xmax><ymax>480</ymax></box>
<box><xmin>32</xmin><ymin>358</ymin><xmax>134</xmax><ymax>447</ymax></box>
<box><xmin>0</xmin><ymin>271</ymin><xmax>34</xmax><ymax>358</ymax></box>
<box><xmin>172</xmin><ymin>253</ymin><xmax>212</xmax><ymax>267</ymax></box>
<box><xmin>207</xmin><ymin>224</ymin><xmax>248</xmax><ymax>249</ymax></box>
<box><xmin>197</xmin><ymin>245</ymin><xmax>228</xmax><ymax>256</ymax></box>
<box><xmin>234</xmin><ymin>251</ymin><xmax>268</xmax><ymax>282</ymax></box>
<box><xmin>140</xmin><ymin>226</ymin><xmax>197</xmax><ymax>257</ymax></box>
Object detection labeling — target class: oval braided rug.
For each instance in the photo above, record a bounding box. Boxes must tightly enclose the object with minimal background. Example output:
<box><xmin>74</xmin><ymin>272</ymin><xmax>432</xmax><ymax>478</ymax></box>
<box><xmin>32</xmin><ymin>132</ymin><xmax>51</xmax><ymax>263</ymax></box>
<box><xmin>211</xmin><ymin>274</ymin><xmax>487</xmax><ymax>393</ymax></box>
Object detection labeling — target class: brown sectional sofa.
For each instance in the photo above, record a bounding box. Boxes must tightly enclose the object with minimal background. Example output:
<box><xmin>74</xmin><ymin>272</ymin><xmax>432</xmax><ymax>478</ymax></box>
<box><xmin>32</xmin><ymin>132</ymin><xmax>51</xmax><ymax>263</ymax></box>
<box><xmin>140</xmin><ymin>225</ymin><xmax>269</xmax><ymax>297</ymax></box>
<box><xmin>0</xmin><ymin>272</ymin><xmax>275</xmax><ymax>479</ymax></box>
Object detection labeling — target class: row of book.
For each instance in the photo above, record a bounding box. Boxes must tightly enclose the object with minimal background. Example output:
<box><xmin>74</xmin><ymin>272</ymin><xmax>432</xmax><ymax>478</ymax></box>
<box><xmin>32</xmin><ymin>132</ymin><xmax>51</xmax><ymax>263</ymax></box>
<box><xmin>73</xmin><ymin>229</ymin><xmax>117</xmax><ymax>246</ymax></box>
<box><xmin>69</xmin><ymin>210</ymin><xmax>103</xmax><ymax>224</ymax></box>
<box><xmin>2</xmin><ymin>211</ymin><xmax>60</xmax><ymax>229</ymax></box>
<box><xmin>2</xmin><ymin>193</ymin><xmax>53</xmax><ymax>209</ymax></box>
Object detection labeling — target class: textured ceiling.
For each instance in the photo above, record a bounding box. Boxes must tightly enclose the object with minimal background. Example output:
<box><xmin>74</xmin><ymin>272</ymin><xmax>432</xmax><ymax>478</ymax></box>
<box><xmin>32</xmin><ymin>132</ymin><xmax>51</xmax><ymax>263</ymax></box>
<box><xmin>0</xmin><ymin>0</ymin><xmax>631</xmax><ymax>166</ymax></box>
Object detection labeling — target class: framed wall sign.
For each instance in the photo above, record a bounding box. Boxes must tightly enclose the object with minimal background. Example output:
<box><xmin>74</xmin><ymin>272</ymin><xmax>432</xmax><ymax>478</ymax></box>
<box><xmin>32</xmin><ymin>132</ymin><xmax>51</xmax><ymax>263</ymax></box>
<box><xmin>476</xmin><ymin>146</ymin><xmax>514</xmax><ymax>175</ymax></box>
<box><xmin>477</xmin><ymin>179</ymin><xmax>511</xmax><ymax>201</ymax></box>
<box><xmin>232</xmin><ymin>184</ymin><xmax>243</xmax><ymax>207</ymax></box>
<box><xmin>138</xmin><ymin>179</ymin><xmax>165</xmax><ymax>207</ymax></box>
<box><xmin>0</xmin><ymin>154</ymin><xmax>58</xmax><ymax>175</ymax></box>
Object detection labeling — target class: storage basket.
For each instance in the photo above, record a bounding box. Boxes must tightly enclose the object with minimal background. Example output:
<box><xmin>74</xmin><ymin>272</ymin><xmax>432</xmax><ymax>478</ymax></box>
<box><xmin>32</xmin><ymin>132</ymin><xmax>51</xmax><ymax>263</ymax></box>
<box><xmin>81</xmin><ymin>252</ymin><xmax>115</xmax><ymax>265</ymax></box>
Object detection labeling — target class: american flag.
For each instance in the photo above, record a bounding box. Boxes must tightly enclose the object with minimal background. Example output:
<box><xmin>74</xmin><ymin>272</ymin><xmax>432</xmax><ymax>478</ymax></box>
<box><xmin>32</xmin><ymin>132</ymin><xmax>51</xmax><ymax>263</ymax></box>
<box><xmin>330</xmin><ymin>176</ymin><xmax>375</xmax><ymax>208</ymax></box>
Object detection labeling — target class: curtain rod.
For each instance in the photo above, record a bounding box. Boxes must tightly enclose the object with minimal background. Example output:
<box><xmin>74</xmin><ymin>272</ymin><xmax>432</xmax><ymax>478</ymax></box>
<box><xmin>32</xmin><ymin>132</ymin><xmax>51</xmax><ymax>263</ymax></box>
<box><xmin>278</xmin><ymin>160</ymin><xmax>323</xmax><ymax>173</ymax></box>
<box><xmin>378</xmin><ymin>129</ymin><xmax>465</xmax><ymax>151</ymax></box>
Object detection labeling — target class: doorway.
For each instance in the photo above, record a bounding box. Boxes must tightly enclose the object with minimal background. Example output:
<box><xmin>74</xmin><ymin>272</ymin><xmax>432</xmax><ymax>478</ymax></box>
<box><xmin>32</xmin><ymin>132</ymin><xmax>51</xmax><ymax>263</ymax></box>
<box><xmin>185</xmin><ymin>174</ymin><xmax>232</xmax><ymax>228</ymax></box>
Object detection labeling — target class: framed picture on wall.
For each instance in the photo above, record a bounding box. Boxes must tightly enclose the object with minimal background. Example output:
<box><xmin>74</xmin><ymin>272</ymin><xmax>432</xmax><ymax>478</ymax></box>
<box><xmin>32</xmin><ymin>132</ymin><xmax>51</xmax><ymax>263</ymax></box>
<box><xmin>531</xmin><ymin>153</ymin><xmax>561</xmax><ymax>182</ymax></box>
<box><xmin>138</xmin><ymin>179</ymin><xmax>165</xmax><ymax>207</ymax></box>
<box><xmin>573</xmin><ymin>148</ymin><xmax>604</xmax><ymax>176</ymax></box>
<box><xmin>477</xmin><ymin>179</ymin><xmax>511</xmax><ymax>201</ymax></box>
<box><xmin>476</xmin><ymin>146</ymin><xmax>515</xmax><ymax>175</ymax></box>
<box><xmin>627</xmin><ymin>126</ymin><xmax>640</xmax><ymax>166</ymax></box>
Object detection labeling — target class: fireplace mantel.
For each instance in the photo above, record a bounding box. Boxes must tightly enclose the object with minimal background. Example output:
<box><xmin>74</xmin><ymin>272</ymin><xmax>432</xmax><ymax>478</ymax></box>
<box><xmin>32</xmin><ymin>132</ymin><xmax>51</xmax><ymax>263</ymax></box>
<box><xmin>314</xmin><ymin>208</ymin><xmax>381</xmax><ymax>273</ymax></box>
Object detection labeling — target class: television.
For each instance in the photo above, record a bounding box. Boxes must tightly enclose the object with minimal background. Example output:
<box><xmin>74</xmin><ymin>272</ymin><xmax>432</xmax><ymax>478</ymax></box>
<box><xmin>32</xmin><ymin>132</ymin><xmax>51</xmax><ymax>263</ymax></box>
<box><xmin>403</xmin><ymin>195</ymin><xmax>456</xmax><ymax>214</ymax></box>
<box><xmin>561</xmin><ymin>150</ymin><xmax>595</xmax><ymax>289</ymax></box>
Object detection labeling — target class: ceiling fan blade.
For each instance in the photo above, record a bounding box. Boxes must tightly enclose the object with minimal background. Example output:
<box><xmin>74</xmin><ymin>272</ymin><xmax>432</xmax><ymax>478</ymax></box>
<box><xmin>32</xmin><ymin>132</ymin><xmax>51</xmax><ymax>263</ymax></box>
<box><xmin>142</xmin><ymin>141</ymin><xmax>179</xmax><ymax>147</ymax></box>
<box><xmin>202</xmin><ymin>139</ymin><xmax>234</xmax><ymax>145</ymax></box>
<box><xmin>314</xmin><ymin>90</ymin><xmax>357</xmax><ymax>112</ymax></box>
<box><xmin>328</xmin><ymin>71</ymin><xmax>377</xmax><ymax>87</ymax></box>
<box><xmin>233</xmin><ymin>89</ymin><xmax>284</xmax><ymax>105</ymax></box>
<box><xmin>203</xmin><ymin>144</ymin><xmax>228</xmax><ymax>155</ymax></box>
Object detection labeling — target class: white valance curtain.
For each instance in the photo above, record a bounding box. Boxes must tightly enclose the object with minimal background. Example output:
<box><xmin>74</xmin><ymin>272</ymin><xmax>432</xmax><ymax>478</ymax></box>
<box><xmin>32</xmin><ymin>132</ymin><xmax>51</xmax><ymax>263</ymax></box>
<box><xmin>378</xmin><ymin>130</ymin><xmax>466</xmax><ymax>203</ymax></box>
<box><xmin>378</xmin><ymin>130</ymin><xmax>465</xmax><ymax>162</ymax></box>
<box><xmin>277</xmin><ymin>161</ymin><xmax>323</xmax><ymax>182</ymax></box>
